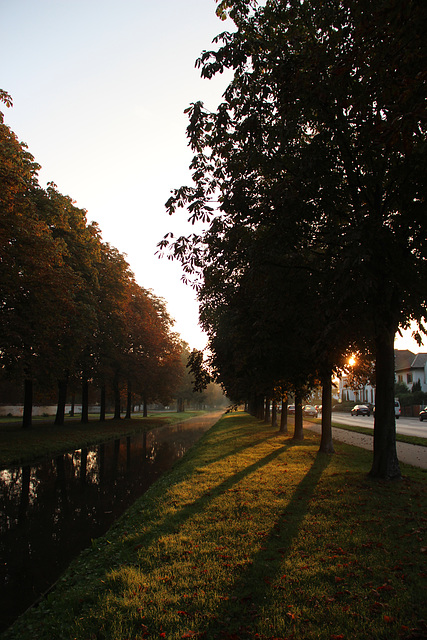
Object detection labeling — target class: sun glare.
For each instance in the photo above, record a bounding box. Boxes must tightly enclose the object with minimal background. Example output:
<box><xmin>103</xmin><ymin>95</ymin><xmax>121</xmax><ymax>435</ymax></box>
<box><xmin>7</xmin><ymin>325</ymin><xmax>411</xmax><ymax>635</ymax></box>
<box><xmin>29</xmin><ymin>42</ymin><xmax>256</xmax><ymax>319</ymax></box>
<box><xmin>348</xmin><ymin>355</ymin><xmax>357</xmax><ymax>366</ymax></box>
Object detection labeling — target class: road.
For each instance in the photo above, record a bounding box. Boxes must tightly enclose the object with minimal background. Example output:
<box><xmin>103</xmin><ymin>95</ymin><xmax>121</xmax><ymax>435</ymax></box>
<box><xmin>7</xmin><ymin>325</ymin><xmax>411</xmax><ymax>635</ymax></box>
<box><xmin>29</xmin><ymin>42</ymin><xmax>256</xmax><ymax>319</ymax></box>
<box><xmin>331</xmin><ymin>412</ymin><xmax>427</xmax><ymax>439</ymax></box>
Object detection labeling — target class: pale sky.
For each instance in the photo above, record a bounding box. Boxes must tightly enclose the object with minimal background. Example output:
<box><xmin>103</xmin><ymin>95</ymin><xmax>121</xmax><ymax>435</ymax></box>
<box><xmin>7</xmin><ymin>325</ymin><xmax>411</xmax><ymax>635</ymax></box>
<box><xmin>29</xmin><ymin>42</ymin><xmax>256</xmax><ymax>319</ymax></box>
<box><xmin>1</xmin><ymin>0</ymin><xmax>424</xmax><ymax>354</ymax></box>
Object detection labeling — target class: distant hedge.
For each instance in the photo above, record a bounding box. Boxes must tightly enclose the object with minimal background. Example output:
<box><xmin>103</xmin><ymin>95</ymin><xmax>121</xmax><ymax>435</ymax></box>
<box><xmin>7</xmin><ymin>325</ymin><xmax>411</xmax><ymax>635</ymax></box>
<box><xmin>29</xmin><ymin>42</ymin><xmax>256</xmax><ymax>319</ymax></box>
<box><xmin>398</xmin><ymin>391</ymin><xmax>427</xmax><ymax>407</ymax></box>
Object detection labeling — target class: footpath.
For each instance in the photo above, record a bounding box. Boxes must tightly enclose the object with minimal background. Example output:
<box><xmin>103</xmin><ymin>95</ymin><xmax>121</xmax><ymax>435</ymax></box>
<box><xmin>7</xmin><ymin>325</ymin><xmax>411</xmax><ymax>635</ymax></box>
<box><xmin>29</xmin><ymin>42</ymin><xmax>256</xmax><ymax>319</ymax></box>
<box><xmin>306</xmin><ymin>422</ymin><xmax>427</xmax><ymax>469</ymax></box>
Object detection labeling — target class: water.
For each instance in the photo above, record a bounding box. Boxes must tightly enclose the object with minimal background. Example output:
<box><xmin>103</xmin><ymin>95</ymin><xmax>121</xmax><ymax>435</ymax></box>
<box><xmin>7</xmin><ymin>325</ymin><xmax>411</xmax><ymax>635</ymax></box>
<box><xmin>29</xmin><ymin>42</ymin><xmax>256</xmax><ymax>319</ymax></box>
<box><xmin>0</xmin><ymin>413</ymin><xmax>221</xmax><ymax>632</ymax></box>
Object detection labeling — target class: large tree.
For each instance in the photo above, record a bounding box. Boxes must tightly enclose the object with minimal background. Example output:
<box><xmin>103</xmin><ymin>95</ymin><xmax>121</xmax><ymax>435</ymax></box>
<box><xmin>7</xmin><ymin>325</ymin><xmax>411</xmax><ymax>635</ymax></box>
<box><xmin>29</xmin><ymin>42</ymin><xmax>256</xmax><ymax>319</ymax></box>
<box><xmin>0</xmin><ymin>112</ymin><xmax>79</xmax><ymax>427</ymax></box>
<box><xmin>162</xmin><ymin>0</ymin><xmax>427</xmax><ymax>478</ymax></box>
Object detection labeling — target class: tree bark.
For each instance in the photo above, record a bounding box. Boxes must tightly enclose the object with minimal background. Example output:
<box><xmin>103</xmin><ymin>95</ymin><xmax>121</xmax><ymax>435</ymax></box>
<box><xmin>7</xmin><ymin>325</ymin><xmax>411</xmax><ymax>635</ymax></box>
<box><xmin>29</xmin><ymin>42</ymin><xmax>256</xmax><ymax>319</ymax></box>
<box><xmin>369</xmin><ymin>326</ymin><xmax>401</xmax><ymax>479</ymax></box>
<box><xmin>99</xmin><ymin>384</ymin><xmax>106</xmax><ymax>421</ymax></box>
<box><xmin>113</xmin><ymin>373</ymin><xmax>121</xmax><ymax>420</ymax></box>
<box><xmin>125</xmin><ymin>381</ymin><xmax>132</xmax><ymax>419</ymax></box>
<box><xmin>293</xmin><ymin>392</ymin><xmax>304</xmax><ymax>440</ymax></box>
<box><xmin>70</xmin><ymin>392</ymin><xmax>75</xmax><ymax>417</ymax></box>
<box><xmin>22</xmin><ymin>379</ymin><xmax>33</xmax><ymax>429</ymax></box>
<box><xmin>55</xmin><ymin>376</ymin><xmax>68</xmax><ymax>426</ymax></box>
<box><xmin>257</xmin><ymin>395</ymin><xmax>265</xmax><ymax>420</ymax></box>
<box><xmin>271</xmin><ymin>401</ymin><xmax>277</xmax><ymax>428</ymax></box>
<box><xmin>143</xmin><ymin>397</ymin><xmax>148</xmax><ymax>417</ymax></box>
<box><xmin>319</xmin><ymin>373</ymin><xmax>334</xmax><ymax>453</ymax></box>
<box><xmin>280</xmin><ymin>398</ymin><xmax>288</xmax><ymax>433</ymax></box>
<box><xmin>81</xmin><ymin>379</ymin><xmax>89</xmax><ymax>424</ymax></box>
<box><xmin>264</xmin><ymin>396</ymin><xmax>271</xmax><ymax>423</ymax></box>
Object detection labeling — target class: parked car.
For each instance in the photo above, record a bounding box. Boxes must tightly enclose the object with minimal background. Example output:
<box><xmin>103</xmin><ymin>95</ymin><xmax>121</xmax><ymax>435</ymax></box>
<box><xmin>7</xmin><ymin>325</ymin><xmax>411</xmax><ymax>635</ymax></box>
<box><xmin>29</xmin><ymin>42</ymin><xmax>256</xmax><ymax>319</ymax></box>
<box><xmin>419</xmin><ymin>407</ymin><xmax>427</xmax><ymax>422</ymax></box>
<box><xmin>288</xmin><ymin>404</ymin><xmax>295</xmax><ymax>414</ymax></box>
<box><xmin>395</xmin><ymin>398</ymin><xmax>401</xmax><ymax>419</ymax></box>
<box><xmin>303</xmin><ymin>405</ymin><xmax>318</xmax><ymax>417</ymax></box>
<box><xmin>351</xmin><ymin>404</ymin><xmax>371</xmax><ymax>416</ymax></box>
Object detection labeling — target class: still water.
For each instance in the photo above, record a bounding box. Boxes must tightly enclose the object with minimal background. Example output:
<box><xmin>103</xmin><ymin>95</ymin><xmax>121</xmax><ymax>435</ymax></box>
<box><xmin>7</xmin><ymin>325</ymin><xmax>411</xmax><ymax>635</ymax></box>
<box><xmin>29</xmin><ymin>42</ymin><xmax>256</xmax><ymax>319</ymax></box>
<box><xmin>0</xmin><ymin>413</ymin><xmax>221</xmax><ymax>632</ymax></box>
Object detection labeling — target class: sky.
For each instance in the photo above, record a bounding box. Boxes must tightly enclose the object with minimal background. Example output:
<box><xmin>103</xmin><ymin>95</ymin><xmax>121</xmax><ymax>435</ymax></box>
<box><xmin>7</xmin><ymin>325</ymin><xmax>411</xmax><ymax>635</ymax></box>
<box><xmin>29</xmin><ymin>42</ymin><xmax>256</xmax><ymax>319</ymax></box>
<box><xmin>1</xmin><ymin>0</ymin><xmax>425</xmax><ymax>355</ymax></box>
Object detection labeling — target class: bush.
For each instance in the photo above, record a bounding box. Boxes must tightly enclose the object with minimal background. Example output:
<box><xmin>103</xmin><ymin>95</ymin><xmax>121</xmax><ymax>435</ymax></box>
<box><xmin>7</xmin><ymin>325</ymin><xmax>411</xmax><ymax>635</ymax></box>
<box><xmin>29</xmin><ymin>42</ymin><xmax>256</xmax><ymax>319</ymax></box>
<box><xmin>398</xmin><ymin>391</ymin><xmax>427</xmax><ymax>407</ymax></box>
<box><xmin>332</xmin><ymin>401</ymin><xmax>354</xmax><ymax>412</ymax></box>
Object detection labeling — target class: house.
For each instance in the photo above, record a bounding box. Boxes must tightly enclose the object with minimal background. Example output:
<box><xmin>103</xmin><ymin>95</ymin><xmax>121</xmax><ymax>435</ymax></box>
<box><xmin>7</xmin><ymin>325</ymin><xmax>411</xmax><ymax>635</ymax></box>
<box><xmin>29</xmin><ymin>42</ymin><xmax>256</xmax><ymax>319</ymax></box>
<box><xmin>395</xmin><ymin>350</ymin><xmax>427</xmax><ymax>392</ymax></box>
<box><xmin>338</xmin><ymin>349</ymin><xmax>427</xmax><ymax>403</ymax></box>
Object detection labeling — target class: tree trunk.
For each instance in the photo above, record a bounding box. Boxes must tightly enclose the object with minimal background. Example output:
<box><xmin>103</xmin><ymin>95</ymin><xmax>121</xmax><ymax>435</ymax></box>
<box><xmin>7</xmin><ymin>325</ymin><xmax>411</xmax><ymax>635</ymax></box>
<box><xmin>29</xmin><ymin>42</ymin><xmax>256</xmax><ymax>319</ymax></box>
<box><xmin>271</xmin><ymin>401</ymin><xmax>277</xmax><ymax>428</ymax></box>
<box><xmin>54</xmin><ymin>377</ymin><xmax>68</xmax><ymax>426</ymax></box>
<box><xmin>293</xmin><ymin>392</ymin><xmax>304</xmax><ymax>440</ymax></box>
<box><xmin>125</xmin><ymin>381</ymin><xmax>132</xmax><ymax>419</ymax></box>
<box><xmin>264</xmin><ymin>397</ymin><xmax>271</xmax><ymax>423</ymax></box>
<box><xmin>99</xmin><ymin>385</ymin><xmax>106</xmax><ymax>422</ymax></box>
<box><xmin>257</xmin><ymin>395</ymin><xmax>265</xmax><ymax>420</ymax></box>
<box><xmin>22</xmin><ymin>379</ymin><xmax>33</xmax><ymax>429</ymax></box>
<box><xmin>81</xmin><ymin>379</ymin><xmax>89</xmax><ymax>424</ymax></box>
<box><xmin>369</xmin><ymin>327</ymin><xmax>401</xmax><ymax>479</ymax></box>
<box><xmin>70</xmin><ymin>392</ymin><xmax>75</xmax><ymax>417</ymax></box>
<box><xmin>113</xmin><ymin>373</ymin><xmax>121</xmax><ymax>420</ymax></box>
<box><xmin>319</xmin><ymin>373</ymin><xmax>334</xmax><ymax>453</ymax></box>
<box><xmin>143</xmin><ymin>397</ymin><xmax>148</xmax><ymax>417</ymax></box>
<box><xmin>280</xmin><ymin>399</ymin><xmax>288</xmax><ymax>433</ymax></box>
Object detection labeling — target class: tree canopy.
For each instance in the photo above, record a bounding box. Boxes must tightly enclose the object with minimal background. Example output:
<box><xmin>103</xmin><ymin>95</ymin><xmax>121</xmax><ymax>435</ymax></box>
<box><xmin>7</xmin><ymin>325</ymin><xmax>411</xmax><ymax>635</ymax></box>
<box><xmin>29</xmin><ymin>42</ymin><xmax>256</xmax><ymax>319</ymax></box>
<box><xmin>162</xmin><ymin>0</ymin><xmax>427</xmax><ymax>478</ymax></box>
<box><xmin>0</xmin><ymin>100</ymin><xmax>188</xmax><ymax>425</ymax></box>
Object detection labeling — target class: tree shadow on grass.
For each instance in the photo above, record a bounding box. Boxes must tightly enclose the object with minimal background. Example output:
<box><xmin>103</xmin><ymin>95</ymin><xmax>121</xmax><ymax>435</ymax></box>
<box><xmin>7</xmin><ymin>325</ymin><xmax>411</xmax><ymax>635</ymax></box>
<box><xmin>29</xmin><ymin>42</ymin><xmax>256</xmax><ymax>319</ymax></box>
<box><xmin>174</xmin><ymin>414</ymin><xmax>291</xmax><ymax>485</ymax></box>
<box><xmin>196</xmin><ymin>450</ymin><xmax>333</xmax><ymax>639</ymax></box>
<box><xmin>126</xmin><ymin>439</ymin><xmax>292</xmax><ymax>543</ymax></box>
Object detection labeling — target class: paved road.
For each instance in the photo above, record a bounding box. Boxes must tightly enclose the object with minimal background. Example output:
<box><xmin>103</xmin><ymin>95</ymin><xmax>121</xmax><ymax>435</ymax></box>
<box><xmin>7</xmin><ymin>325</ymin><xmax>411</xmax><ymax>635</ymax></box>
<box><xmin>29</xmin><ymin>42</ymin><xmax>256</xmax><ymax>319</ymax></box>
<box><xmin>331</xmin><ymin>412</ymin><xmax>427</xmax><ymax>439</ymax></box>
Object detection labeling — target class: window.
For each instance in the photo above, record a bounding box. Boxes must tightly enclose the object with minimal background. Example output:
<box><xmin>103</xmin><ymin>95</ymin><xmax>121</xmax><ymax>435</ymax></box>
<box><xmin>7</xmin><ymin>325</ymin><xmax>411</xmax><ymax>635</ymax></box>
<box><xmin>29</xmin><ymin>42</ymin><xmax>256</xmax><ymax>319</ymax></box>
<box><xmin>407</xmin><ymin>373</ymin><xmax>413</xmax><ymax>384</ymax></box>
<box><xmin>398</xmin><ymin>375</ymin><xmax>403</xmax><ymax>383</ymax></box>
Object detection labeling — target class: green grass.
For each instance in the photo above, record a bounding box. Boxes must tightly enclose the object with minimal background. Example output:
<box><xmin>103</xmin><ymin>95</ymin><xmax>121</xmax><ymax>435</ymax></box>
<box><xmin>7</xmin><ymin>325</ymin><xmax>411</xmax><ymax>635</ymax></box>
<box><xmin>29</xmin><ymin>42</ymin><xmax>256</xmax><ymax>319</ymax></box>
<box><xmin>0</xmin><ymin>411</ymin><xmax>207</xmax><ymax>469</ymax></box>
<box><xmin>3</xmin><ymin>412</ymin><xmax>426</xmax><ymax>640</ymax></box>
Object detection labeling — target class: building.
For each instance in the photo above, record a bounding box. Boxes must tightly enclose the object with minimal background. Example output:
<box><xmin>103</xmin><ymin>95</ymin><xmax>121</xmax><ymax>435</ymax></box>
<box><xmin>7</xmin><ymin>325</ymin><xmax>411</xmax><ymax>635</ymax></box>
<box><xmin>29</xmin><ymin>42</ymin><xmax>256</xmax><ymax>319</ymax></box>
<box><xmin>395</xmin><ymin>350</ymin><xmax>427</xmax><ymax>392</ymax></box>
<box><xmin>338</xmin><ymin>349</ymin><xmax>427</xmax><ymax>404</ymax></box>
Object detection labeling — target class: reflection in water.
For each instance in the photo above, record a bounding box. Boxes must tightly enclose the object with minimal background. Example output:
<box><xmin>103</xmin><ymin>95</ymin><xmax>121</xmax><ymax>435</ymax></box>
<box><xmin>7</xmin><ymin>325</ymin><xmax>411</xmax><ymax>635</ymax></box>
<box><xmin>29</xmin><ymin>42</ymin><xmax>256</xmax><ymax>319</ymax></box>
<box><xmin>0</xmin><ymin>415</ymin><xmax>219</xmax><ymax>632</ymax></box>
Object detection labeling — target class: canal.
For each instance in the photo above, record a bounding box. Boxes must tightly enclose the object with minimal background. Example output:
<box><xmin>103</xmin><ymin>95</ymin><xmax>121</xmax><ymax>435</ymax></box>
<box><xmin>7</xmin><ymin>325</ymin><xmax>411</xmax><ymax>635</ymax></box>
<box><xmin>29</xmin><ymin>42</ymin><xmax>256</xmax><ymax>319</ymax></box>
<box><xmin>0</xmin><ymin>412</ymin><xmax>222</xmax><ymax>633</ymax></box>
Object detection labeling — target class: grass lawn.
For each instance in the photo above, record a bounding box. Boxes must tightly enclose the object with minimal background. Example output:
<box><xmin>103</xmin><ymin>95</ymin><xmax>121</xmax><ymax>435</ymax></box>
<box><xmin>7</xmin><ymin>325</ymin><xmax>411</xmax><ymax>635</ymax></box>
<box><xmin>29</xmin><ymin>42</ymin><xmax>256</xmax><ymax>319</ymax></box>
<box><xmin>0</xmin><ymin>411</ymin><xmax>207</xmax><ymax>469</ymax></box>
<box><xmin>2</xmin><ymin>412</ymin><xmax>426</xmax><ymax>640</ymax></box>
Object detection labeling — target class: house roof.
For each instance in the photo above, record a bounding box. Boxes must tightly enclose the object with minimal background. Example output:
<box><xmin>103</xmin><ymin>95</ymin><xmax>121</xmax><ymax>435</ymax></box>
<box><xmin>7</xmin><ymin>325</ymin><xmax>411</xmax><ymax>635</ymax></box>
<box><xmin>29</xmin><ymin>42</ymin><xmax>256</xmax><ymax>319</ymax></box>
<box><xmin>412</xmin><ymin>353</ymin><xmax>427</xmax><ymax>369</ymax></box>
<box><xmin>395</xmin><ymin>349</ymin><xmax>427</xmax><ymax>372</ymax></box>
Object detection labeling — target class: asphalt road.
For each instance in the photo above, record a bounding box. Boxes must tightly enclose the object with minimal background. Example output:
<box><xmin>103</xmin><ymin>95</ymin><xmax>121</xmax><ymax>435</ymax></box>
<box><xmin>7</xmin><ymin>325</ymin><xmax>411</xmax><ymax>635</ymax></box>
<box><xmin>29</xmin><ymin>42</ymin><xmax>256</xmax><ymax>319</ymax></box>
<box><xmin>331</xmin><ymin>412</ymin><xmax>427</xmax><ymax>439</ymax></box>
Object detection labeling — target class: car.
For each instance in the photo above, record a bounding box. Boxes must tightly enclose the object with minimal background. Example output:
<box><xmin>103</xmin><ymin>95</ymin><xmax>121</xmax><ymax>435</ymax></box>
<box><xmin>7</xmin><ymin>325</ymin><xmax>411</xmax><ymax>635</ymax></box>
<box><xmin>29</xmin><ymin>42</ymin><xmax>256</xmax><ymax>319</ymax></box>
<box><xmin>419</xmin><ymin>407</ymin><xmax>427</xmax><ymax>422</ymax></box>
<box><xmin>395</xmin><ymin>398</ymin><xmax>401</xmax><ymax>419</ymax></box>
<box><xmin>288</xmin><ymin>404</ymin><xmax>295</xmax><ymax>414</ymax></box>
<box><xmin>303</xmin><ymin>405</ymin><xmax>318</xmax><ymax>417</ymax></box>
<box><xmin>351</xmin><ymin>404</ymin><xmax>371</xmax><ymax>416</ymax></box>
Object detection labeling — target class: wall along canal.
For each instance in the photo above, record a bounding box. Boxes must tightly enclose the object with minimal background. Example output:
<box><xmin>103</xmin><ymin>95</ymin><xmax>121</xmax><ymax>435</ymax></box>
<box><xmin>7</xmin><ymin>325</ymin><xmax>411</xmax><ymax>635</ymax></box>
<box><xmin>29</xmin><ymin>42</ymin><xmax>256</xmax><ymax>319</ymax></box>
<box><xmin>0</xmin><ymin>412</ymin><xmax>222</xmax><ymax>633</ymax></box>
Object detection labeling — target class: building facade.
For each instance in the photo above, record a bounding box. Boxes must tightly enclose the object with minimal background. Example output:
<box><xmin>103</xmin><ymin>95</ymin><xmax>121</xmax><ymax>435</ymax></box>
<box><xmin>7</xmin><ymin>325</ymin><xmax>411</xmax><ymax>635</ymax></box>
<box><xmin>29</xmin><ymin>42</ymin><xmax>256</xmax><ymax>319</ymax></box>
<box><xmin>338</xmin><ymin>349</ymin><xmax>427</xmax><ymax>404</ymax></box>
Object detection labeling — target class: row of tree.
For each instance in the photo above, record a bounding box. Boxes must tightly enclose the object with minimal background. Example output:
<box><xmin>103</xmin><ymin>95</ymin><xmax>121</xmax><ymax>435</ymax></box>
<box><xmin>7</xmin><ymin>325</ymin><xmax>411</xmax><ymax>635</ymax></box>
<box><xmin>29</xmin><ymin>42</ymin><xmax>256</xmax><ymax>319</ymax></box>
<box><xmin>0</xmin><ymin>91</ymin><xmax>191</xmax><ymax>427</ymax></box>
<box><xmin>161</xmin><ymin>0</ymin><xmax>427</xmax><ymax>479</ymax></box>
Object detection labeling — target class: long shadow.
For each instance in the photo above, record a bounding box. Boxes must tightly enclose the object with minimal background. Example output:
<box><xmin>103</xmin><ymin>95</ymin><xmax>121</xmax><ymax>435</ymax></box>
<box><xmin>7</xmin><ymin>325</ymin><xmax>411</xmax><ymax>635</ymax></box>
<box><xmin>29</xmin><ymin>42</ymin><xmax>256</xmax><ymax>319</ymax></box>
<box><xmin>115</xmin><ymin>417</ymin><xmax>310</xmax><ymax>552</ymax></box>
<box><xmin>124</xmin><ymin>441</ymin><xmax>291</xmax><ymax>546</ymax></box>
<box><xmin>191</xmin><ymin>450</ymin><xmax>332</xmax><ymax>638</ymax></box>
<box><xmin>179</xmin><ymin>415</ymin><xmax>292</xmax><ymax>480</ymax></box>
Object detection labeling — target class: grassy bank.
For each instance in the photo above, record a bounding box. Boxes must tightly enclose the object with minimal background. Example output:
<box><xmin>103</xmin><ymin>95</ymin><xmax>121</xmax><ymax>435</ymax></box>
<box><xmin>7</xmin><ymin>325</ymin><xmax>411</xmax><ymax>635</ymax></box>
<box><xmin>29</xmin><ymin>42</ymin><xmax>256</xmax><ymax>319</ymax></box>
<box><xmin>0</xmin><ymin>411</ymin><xmax>206</xmax><ymax>469</ymax></box>
<box><xmin>3</xmin><ymin>412</ymin><xmax>426</xmax><ymax>640</ymax></box>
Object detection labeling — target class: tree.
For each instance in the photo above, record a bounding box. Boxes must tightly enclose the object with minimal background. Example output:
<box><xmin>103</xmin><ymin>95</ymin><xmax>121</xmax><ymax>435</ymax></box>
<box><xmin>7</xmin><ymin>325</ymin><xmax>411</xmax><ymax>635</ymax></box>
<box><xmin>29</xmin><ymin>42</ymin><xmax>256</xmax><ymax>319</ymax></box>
<box><xmin>33</xmin><ymin>183</ymin><xmax>102</xmax><ymax>425</ymax></box>
<box><xmin>162</xmin><ymin>0</ymin><xmax>427</xmax><ymax>479</ymax></box>
<box><xmin>0</xmin><ymin>116</ymin><xmax>77</xmax><ymax>427</ymax></box>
